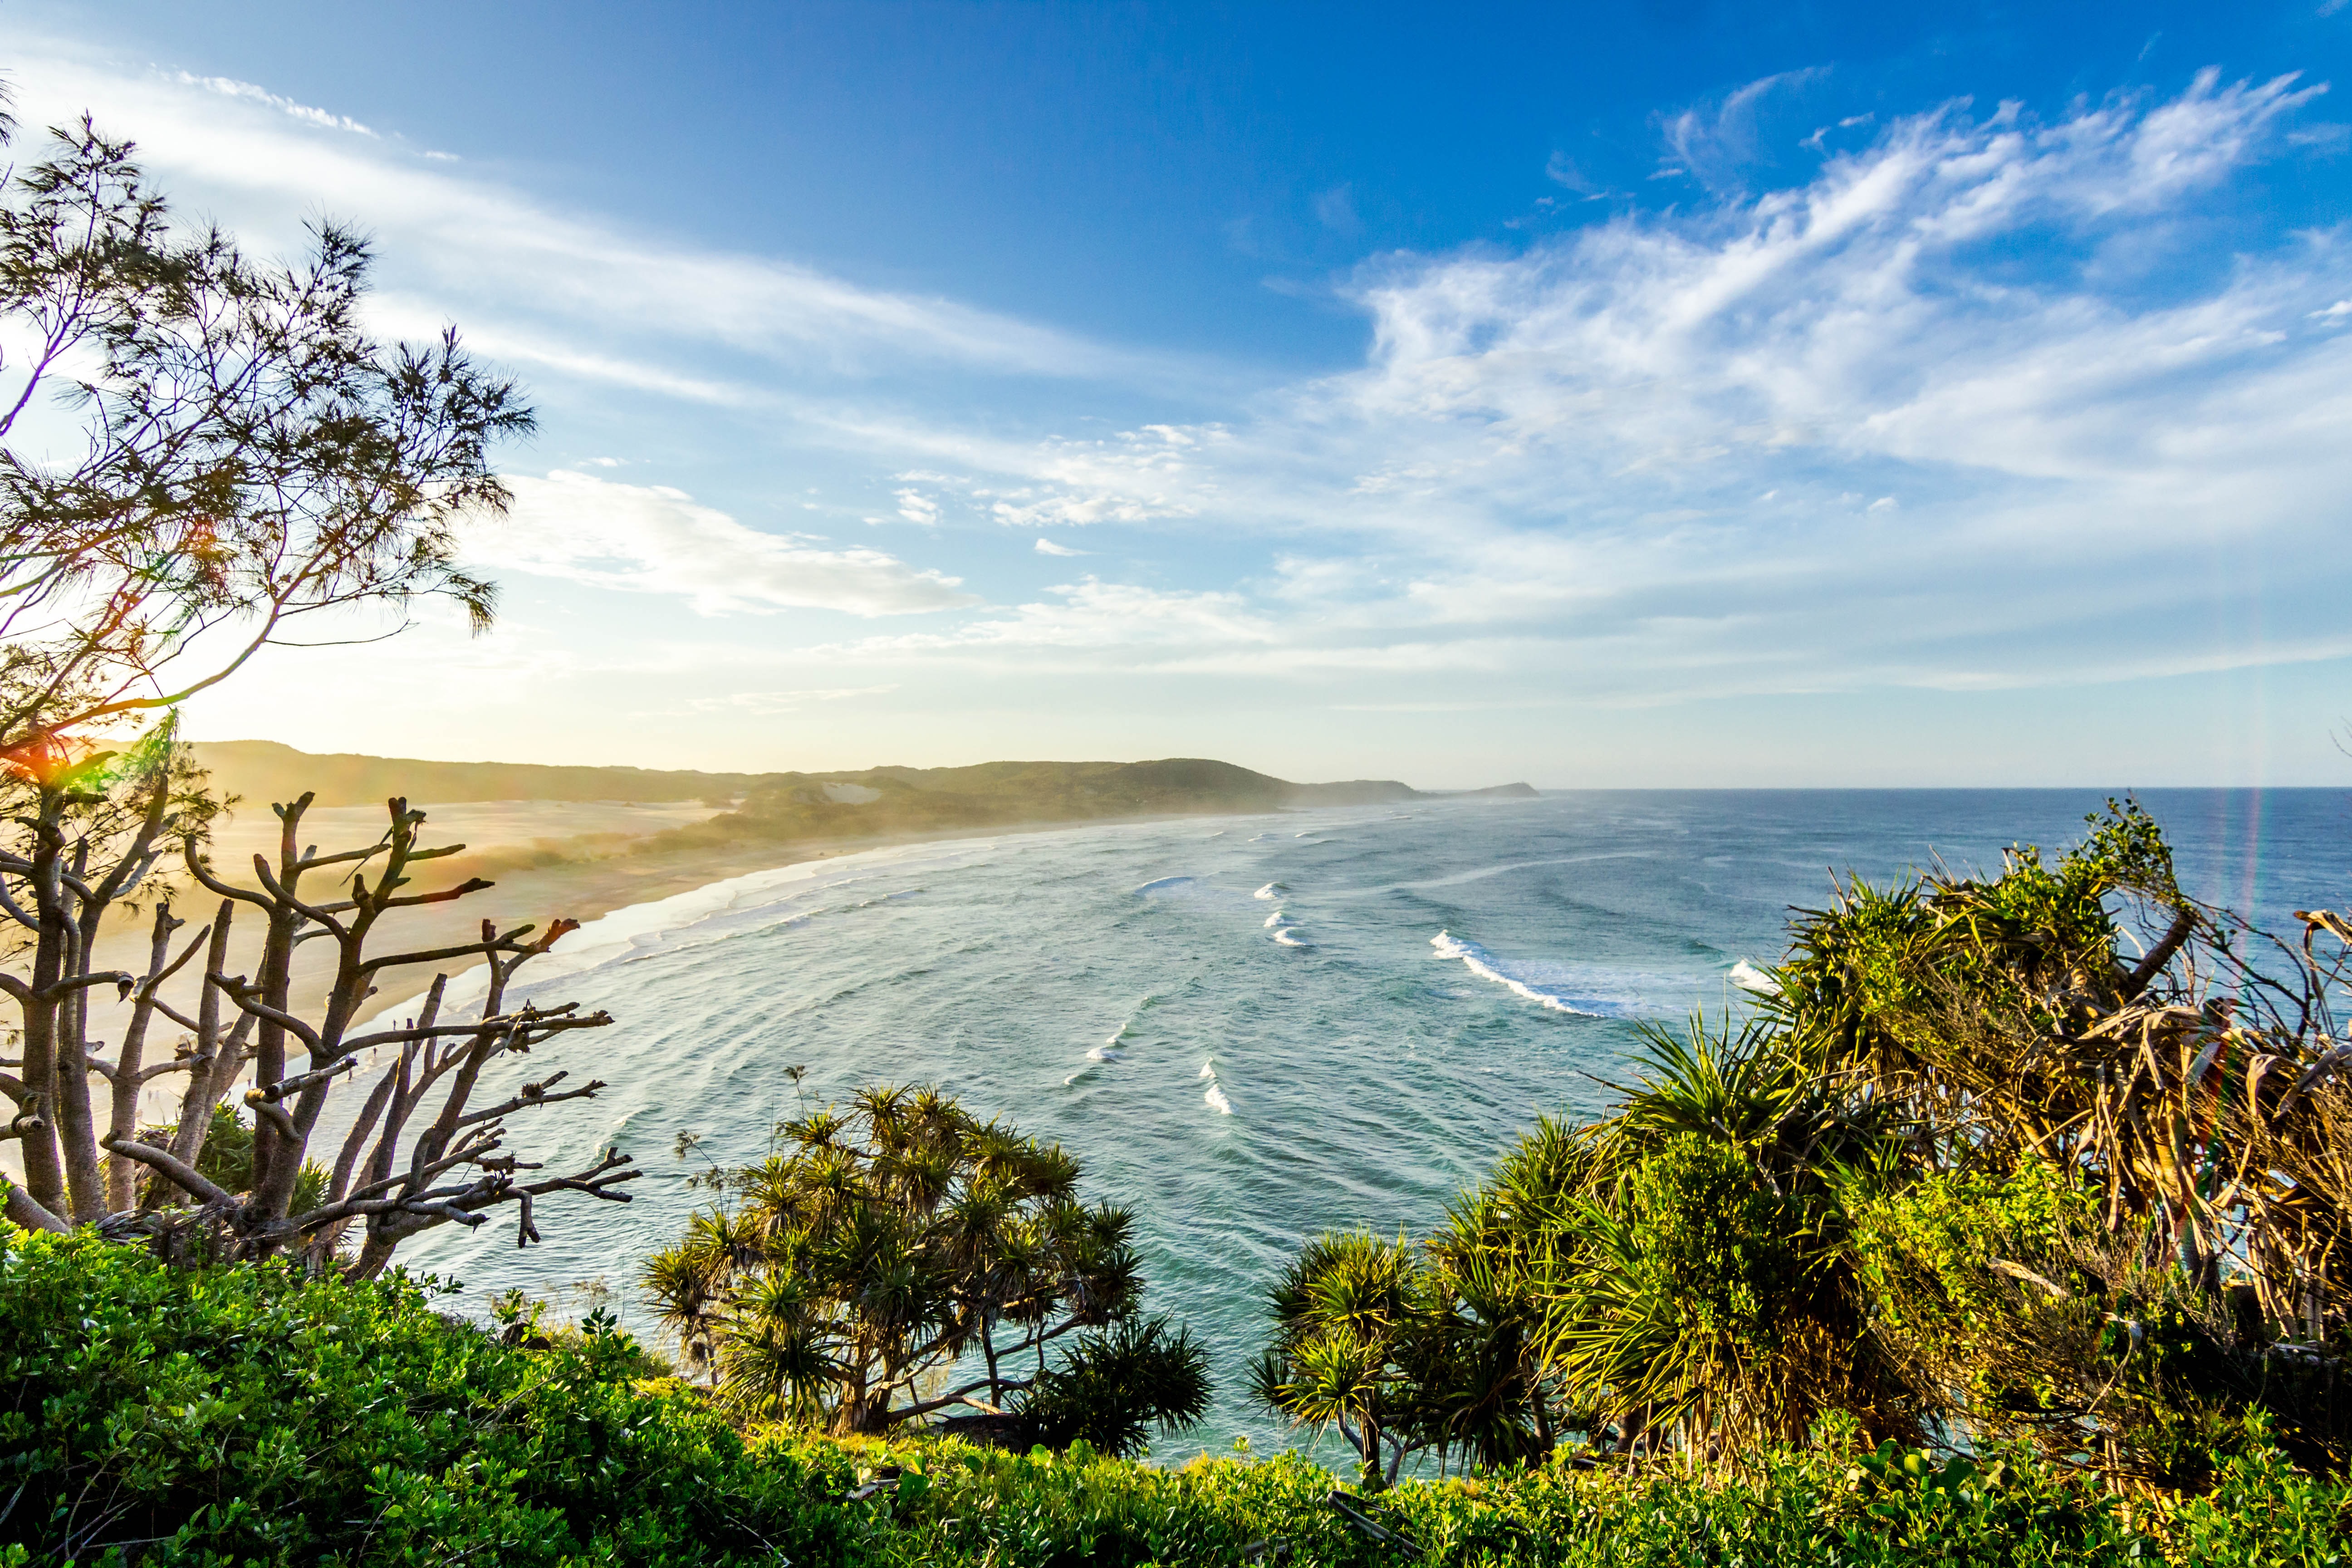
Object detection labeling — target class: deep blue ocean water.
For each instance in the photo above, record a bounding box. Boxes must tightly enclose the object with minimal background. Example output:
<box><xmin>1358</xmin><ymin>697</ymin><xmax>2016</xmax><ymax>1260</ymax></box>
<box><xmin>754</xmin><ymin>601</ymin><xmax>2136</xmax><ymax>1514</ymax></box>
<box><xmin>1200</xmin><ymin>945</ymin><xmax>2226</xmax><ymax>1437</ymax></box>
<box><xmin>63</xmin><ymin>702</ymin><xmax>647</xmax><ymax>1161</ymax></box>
<box><xmin>349</xmin><ymin>788</ymin><xmax>2351</xmax><ymax>1454</ymax></box>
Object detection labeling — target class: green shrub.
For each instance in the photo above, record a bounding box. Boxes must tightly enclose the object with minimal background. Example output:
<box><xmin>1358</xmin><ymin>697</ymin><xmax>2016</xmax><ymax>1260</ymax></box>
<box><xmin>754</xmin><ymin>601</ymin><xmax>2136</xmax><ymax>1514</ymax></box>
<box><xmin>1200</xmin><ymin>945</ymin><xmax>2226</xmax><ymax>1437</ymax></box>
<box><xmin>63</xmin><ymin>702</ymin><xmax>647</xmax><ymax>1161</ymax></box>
<box><xmin>0</xmin><ymin>1229</ymin><xmax>846</xmax><ymax>1565</ymax></box>
<box><xmin>5</xmin><ymin>1227</ymin><xmax>2348</xmax><ymax>1566</ymax></box>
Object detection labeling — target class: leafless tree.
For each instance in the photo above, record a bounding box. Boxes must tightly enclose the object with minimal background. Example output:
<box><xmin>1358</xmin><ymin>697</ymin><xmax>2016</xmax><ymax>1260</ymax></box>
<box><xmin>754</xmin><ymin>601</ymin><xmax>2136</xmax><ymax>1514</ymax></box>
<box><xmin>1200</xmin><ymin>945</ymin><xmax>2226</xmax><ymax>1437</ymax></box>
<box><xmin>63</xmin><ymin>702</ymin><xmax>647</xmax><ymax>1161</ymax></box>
<box><xmin>2</xmin><ymin>750</ymin><xmax>637</xmax><ymax>1275</ymax></box>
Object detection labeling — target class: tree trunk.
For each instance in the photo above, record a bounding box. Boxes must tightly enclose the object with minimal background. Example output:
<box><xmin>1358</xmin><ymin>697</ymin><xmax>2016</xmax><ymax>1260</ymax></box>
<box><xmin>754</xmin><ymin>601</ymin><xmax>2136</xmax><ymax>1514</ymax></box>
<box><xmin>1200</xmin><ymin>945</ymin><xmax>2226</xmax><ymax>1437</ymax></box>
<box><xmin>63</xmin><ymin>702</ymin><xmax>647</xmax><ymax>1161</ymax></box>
<box><xmin>106</xmin><ymin>904</ymin><xmax>184</xmax><ymax>1211</ymax></box>
<box><xmin>166</xmin><ymin>903</ymin><xmax>238</xmax><ymax>1175</ymax></box>
<box><xmin>17</xmin><ymin>803</ymin><xmax>69</xmax><ymax>1216</ymax></box>
<box><xmin>55</xmin><ymin>892</ymin><xmax>112</xmax><ymax>1223</ymax></box>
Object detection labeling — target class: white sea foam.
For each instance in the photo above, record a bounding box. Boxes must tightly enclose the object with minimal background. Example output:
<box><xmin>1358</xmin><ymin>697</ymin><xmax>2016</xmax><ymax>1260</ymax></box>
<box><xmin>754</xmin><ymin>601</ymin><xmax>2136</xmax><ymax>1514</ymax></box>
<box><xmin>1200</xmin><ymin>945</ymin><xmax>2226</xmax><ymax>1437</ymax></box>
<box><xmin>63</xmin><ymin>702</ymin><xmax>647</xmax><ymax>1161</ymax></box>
<box><xmin>1272</xmin><ymin>929</ymin><xmax>1313</xmax><ymax>948</ymax></box>
<box><xmin>355</xmin><ymin>835</ymin><xmax>1004</xmax><ymax>1030</ymax></box>
<box><xmin>1430</xmin><ymin>930</ymin><xmax>1604</xmax><ymax>1015</ymax></box>
<box><xmin>1253</xmin><ymin>882</ymin><xmax>1286</xmax><ymax>900</ymax></box>
<box><xmin>1730</xmin><ymin>960</ymin><xmax>1779</xmax><ymax>995</ymax></box>
<box><xmin>1135</xmin><ymin>876</ymin><xmax>1199</xmax><ymax>895</ymax></box>
<box><xmin>1077</xmin><ymin>990</ymin><xmax>1166</xmax><ymax>1071</ymax></box>
<box><xmin>1262</xmin><ymin>911</ymin><xmax>1289</xmax><ymax>928</ymax></box>
<box><xmin>1199</xmin><ymin>1058</ymin><xmax>1234</xmax><ymax>1114</ymax></box>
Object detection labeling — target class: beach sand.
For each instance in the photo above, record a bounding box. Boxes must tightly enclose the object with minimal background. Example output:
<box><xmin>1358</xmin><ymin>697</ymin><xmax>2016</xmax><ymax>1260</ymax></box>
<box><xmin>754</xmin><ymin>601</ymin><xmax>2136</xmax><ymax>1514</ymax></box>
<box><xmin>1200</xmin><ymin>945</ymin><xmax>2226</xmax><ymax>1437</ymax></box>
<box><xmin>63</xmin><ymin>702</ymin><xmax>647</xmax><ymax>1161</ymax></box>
<box><xmin>62</xmin><ymin>796</ymin><xmax>1212</xmax><ymax>1142</ymax></box>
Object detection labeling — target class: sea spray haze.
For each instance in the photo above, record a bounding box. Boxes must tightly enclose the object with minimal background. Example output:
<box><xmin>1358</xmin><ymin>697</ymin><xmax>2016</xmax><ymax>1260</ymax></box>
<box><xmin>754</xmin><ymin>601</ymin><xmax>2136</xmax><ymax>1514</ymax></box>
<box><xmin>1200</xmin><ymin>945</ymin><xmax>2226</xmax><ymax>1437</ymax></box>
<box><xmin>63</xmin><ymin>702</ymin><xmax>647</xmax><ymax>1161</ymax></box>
<box><xmin>323</xmin><ymin>787</ymin><xmax>2347</xmax><ymax>1451</ymax></box>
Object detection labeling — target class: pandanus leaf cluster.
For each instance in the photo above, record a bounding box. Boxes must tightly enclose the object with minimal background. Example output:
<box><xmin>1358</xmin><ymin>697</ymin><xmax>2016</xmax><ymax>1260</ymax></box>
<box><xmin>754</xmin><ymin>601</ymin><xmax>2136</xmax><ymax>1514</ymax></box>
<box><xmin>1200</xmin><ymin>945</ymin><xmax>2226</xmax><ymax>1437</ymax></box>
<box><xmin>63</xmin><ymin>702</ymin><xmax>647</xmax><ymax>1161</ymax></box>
<box><xmin>643</xmin><ymin>1083</ymin><xmax>1209</xmax><ymax>1452</ymax></box>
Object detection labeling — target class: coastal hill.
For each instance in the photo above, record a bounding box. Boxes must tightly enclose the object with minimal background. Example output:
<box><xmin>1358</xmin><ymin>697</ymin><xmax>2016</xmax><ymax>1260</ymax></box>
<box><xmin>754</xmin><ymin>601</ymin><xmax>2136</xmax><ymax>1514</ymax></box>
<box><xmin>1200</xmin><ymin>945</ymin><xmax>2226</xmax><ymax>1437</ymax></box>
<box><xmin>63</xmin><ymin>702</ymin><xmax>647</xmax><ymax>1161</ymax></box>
<box><xmin>663</xmin><ymin>757</ymin><xmax>1536</xmax><ymax>848</ymax></box>
<box><xmin>190</xmin><ymin>740</ymin><xmax>764</xmax><ymax>808</ymax></box>
<box><xmin>190</xmin><ymin>742</ymin><xmax>1537</xmax><ymax>833</ymax></box>
<box><xmin>137</xmin><ymin>744</ymin><xmax>1534</xmax><ymax>1021</ymax></box>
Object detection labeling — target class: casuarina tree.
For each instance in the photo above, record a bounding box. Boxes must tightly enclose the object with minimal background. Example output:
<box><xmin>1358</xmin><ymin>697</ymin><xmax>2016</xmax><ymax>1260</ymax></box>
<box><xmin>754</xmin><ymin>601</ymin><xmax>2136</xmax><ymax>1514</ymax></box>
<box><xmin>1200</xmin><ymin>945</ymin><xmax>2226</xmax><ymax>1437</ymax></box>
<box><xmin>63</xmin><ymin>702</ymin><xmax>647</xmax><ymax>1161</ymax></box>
<box><xmin>1</xmin><ymin>91</ymin><xmax>634</xmax><ymax>1275</ymax></box>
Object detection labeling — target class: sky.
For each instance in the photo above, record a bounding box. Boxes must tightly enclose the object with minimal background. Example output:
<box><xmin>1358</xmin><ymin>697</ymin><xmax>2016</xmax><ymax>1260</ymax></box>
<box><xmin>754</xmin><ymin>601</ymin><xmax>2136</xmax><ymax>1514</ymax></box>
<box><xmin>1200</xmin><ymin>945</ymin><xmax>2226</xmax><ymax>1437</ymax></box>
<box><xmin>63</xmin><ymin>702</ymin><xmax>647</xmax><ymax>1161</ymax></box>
<box><xmin>6</xmin><ymin>0</ymin><xmax>2352</xmax><ymax>787</ymax></box>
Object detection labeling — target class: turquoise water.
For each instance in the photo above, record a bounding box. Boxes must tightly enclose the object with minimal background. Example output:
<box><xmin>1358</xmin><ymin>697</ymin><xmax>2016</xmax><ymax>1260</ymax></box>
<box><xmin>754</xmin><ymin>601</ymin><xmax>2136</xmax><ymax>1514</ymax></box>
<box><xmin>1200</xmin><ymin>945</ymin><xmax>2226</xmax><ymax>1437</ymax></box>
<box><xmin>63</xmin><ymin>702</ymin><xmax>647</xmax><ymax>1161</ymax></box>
<box><xmin>351</xmin><ymin>788</ymin><xmax>2347</xmax><ymax>1453</ymax></box>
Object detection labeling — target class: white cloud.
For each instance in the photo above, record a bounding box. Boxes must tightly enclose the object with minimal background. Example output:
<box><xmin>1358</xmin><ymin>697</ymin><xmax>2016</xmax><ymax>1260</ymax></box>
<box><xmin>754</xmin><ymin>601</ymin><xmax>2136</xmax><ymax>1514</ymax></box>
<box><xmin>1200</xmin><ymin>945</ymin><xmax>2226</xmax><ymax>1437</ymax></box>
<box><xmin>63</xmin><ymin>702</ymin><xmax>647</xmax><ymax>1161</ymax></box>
<box><xmin>985</xmin><ymin>424</ymin><xmax>1218</xmax><ymax>528</ymax></box>
<box><xmin>1313</xmin><ymin>183</ymin><xmax>1361</xmax><ymax>234</ymax></box>
<box><xmin>836</xmin><ymin>578</ymin><xmax>1277</xmax><ymax>663</ymax></box>
<box><xmin>852</xmin><ymin>69</ymin><xmax>2352</xmax><ymax>700</ymax></box>
<box><xmin>1544</xmin><ymin>152</ymin><xmax>1599</xmax><ymax>194</ymax></box>
<box><xmin>686</xmin><ymin>685</ymin><xmax>900</xmax><ymax>714</ymax></box>
<box><xmin>176</xmin><ymin>72</ymin><xmax>376</xmax><ymax>135</ymax></box>
<box><xmin>39</xmin><ymin>33</ymin><xmax>2352</xmax><ymax>738</ymax></box>
<box><xmin>1657</xmin><ymin>66</ymin><xmax>1831</xmax><ymax>191</ymax></box>
<box><xmin>471</xmin><ymin>471</ymin><xmax>978</xmax><ymax>616</ymax></box>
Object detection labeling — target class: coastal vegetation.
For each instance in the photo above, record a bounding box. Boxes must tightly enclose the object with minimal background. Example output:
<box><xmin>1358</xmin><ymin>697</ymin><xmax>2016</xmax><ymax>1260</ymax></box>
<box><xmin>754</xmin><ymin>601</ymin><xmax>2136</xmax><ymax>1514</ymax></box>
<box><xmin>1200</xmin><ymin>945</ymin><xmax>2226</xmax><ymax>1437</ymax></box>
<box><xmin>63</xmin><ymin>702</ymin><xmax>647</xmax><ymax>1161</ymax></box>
<box><xmin>5</xmin><ymin>1224</ymin><xmax>2347</xmax><ymax>1565</ymax></box>
<box><xmin>5</xmin><ymin>73</ymin><xmax>2350</xmax><ymax>1568</ymax></box>
<box><xmin>642</xmin><ymin>1084</ymin><xmax>1210</xmax><ymax>1451</ymax></box>
<box><xmin>1257</xmin><ymin>801</ymin><xmax>2351</xmax><ymax>1496</ymax></box>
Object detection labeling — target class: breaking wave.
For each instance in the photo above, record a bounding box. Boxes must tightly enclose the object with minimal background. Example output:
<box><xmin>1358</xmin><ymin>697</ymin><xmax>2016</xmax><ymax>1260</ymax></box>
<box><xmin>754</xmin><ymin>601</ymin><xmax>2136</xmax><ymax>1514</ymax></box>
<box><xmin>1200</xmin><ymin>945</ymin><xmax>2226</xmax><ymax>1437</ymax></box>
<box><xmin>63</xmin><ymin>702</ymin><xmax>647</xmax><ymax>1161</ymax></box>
<box><xmin>1429</xmin><ymin>931</ymin><xmax>1619</xmax><ymax>1016</ymax></box>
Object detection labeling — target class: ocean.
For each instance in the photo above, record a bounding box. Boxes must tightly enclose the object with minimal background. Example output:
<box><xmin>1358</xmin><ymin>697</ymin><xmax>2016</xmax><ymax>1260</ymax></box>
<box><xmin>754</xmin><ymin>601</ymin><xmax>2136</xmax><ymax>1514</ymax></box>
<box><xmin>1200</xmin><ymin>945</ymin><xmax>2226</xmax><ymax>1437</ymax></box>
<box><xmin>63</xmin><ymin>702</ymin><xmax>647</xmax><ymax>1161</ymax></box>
<box><xmin>347</xmin><ymin>787</ymin><xmax>2349</xmax><ymax>1455</ymax></box>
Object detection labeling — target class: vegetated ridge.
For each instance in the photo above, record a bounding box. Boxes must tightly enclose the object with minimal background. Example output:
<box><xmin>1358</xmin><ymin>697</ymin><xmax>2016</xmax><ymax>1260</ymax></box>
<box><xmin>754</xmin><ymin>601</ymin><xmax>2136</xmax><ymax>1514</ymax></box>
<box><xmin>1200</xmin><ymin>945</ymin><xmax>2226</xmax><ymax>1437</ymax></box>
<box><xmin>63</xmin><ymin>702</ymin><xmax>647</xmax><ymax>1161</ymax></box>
<box><xmin>668</xmin><ymin>757</ymin><xmax>1536</xmax><ymax>849</ymax></box>
<box><xmin>191</xmin><ymin>739</ymin><xmax>764</xmax><ymax>807</ymax></box>
<box><xmin>191</xmin><ymin>741</ymin><xmax>1538</xmax><ymax>836</ymax></box>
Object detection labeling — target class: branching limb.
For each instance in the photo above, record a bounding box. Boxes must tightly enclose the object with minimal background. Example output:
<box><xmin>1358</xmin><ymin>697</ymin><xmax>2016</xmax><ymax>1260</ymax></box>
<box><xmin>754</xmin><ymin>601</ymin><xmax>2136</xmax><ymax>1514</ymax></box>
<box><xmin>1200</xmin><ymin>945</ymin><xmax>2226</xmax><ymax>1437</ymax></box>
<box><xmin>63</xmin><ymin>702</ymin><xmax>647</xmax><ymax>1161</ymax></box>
<box><xmin>101</xmin><ymin>1134</ymin><xmax>237</xmax><ymax>1206</ymax></box>
<box><xmin>3</xmin><ymin>1180</ymin><xmax>70</xmax><ymax>1235</ymax></box>
<box><xmin>453</xmin><ymin>1072</ymin><xmax>608</xmax><ymax>1129</ymax></box>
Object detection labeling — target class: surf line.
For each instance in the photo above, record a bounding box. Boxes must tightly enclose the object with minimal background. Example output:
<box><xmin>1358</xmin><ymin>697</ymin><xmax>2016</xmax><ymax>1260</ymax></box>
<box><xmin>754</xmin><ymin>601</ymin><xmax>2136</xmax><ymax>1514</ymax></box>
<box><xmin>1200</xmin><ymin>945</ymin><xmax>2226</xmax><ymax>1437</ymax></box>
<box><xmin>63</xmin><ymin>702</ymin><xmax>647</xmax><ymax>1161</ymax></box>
<box><xmin>1430</xmin><ymin>930</ymin><xmax>1599</xmax><ymax>1015</ymax></box>
<box><xmin>1199</xmin><ymin>1057</ymin><xmax>1234</xmax><ymax>1115</ymax></box>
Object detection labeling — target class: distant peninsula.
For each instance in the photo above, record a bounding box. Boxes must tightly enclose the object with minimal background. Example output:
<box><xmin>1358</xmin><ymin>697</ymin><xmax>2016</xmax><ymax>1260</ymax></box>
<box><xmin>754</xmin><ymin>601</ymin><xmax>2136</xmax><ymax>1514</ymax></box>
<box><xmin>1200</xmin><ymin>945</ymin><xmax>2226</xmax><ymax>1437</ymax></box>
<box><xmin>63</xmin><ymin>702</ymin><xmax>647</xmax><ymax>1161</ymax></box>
<box><xmin>191</xmin><ymin>741</ymin><xmax>1538</xmax><ymax>839</ymax></box>
<box><xmin>127</xmin><ymin>744</ymin><xmax>1536</xmax><ymax>1019</ymax></box>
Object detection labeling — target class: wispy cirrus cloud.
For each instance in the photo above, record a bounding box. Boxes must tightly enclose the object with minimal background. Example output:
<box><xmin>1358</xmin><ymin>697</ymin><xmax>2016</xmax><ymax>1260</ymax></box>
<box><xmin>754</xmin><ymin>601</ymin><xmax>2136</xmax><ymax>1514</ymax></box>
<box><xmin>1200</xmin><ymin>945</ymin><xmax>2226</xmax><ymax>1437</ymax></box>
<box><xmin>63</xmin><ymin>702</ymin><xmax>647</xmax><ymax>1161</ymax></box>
<box><xmin>174</xmin><ymin>71</ymin><xmax>377</xmax><ymax>135</ymax></box>
<box><xmin>25</xmin><ymin>28</ymin><xmax>2345</xmax><ymax>775</ymax></box>
<box><xmin>851</xmin><ymin>68</ymin><xmax>2351</xmax><ymax>702</ymax></box>
<box><xmin>829</xmin><ymin>578</ymin><xmax>1279</xmax><ymax>663</ymax></box>
<box><xmin>5</xmin><ymin>41</ymin><xmax>1185</xmax><ymax>388</ymax></box>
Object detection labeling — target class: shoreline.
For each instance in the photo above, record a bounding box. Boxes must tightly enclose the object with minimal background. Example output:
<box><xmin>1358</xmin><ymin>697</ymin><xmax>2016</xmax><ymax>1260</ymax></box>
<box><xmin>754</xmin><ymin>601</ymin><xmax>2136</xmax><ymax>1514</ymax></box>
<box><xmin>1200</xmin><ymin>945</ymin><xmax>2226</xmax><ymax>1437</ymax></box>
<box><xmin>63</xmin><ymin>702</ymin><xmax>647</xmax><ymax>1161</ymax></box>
<box><xmin>362</xmin><ymin>818</ymin><xmax>1232</xmax><ymax>1025</ymax></box>
<box><xmin>271</xmin><ymin>807</ymin><xmax>1313</xmax><ymax>1023</ymax></box>
<box><xmin>44</xmin><ymin>806</ymin><xmax>1297</xmax><ymax>1157</ymax></box>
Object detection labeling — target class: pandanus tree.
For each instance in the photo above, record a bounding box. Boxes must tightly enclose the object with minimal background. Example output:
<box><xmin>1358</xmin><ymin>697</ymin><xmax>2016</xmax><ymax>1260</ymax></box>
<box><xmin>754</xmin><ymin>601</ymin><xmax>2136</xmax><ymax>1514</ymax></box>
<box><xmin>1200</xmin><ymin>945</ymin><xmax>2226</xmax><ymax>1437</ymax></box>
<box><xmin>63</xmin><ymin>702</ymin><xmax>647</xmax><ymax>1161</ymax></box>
<box><xmin>644</xmin><ymin>1084</ymin><xmax>1209</xmax><ymax>1453</ymax></box>
<box><xmin>1264</xmin><ymin>802</ymin><xmax>2352</xmax><ymax>1484</ymax></box>
<box><xmin>1252</xmin><ymin>1230</ymin><xmax>1448</xmax><ymax>1490</ymax></box>
<box><xmin>1768</xmin><ymin>803</ymin><xmax>2352</xmax><ymax>1480</ymax></box>
<box><xmin>1519</xmin><ymin>1021</ymin><xmax>1918</xmax><ymax>1459</ymax></box>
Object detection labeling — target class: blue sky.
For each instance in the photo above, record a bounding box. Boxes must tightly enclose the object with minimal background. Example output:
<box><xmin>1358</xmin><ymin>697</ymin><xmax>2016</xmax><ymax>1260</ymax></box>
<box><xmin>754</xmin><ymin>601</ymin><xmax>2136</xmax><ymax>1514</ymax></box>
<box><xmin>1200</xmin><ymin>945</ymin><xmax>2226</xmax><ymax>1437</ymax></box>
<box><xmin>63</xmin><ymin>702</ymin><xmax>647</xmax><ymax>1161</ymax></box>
<box><xmin>8</xmin><ymin>1</ymin><xmax>2352</xmax><ymax>784</ymax></box>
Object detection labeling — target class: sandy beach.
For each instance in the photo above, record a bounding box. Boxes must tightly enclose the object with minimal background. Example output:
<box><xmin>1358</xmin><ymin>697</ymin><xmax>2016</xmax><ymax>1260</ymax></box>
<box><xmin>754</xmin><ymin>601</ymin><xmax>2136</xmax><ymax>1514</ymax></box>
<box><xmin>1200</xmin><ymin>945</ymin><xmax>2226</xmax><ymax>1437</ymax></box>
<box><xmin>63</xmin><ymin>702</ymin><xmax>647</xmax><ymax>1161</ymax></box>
<box><xmin>66</xmin><ymin>795</ymin><xmax>1239</xmax><ymax>1140</ymax></box>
